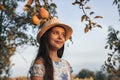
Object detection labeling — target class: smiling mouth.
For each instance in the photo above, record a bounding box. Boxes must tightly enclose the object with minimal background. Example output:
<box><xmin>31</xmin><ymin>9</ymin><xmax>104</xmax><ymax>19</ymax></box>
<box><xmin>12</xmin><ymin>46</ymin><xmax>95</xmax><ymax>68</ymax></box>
<box><xmin>55</xmin><ymin>41</ymin><xmax>63</xmax><ymax>44</ymax></box>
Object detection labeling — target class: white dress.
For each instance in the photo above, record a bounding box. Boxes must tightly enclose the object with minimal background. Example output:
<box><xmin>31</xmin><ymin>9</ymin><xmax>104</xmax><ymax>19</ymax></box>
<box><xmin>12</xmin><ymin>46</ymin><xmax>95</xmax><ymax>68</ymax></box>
<box><xmin>30</xmin><ymin>59</ymin><xmax>73</xmax><ymax>80</ymax></box>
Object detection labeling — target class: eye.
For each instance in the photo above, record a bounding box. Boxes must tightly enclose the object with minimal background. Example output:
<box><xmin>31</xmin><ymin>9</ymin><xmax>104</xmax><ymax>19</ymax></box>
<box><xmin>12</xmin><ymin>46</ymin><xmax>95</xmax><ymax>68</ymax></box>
<box><xmin>62</xmin><ymin>33</ymin><xmax>66</xmax><ymax>38</ymax></box>
<box><xmin>53</xmin><ymin>31</ymin><xmax>59</xmax><ymax>35</ymax></box>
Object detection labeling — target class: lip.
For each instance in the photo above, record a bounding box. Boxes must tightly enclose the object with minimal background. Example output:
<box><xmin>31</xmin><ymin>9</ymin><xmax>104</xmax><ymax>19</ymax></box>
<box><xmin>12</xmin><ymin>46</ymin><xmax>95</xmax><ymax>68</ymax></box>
<box><xmin>55</xmin><ymin>40</ymin><xmax>63</xmax><ymax>44</ymax></box>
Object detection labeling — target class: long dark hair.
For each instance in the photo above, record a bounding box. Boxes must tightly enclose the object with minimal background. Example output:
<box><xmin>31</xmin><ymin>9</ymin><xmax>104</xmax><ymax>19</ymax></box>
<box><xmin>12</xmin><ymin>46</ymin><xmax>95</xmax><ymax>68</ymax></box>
<box><xmin>34</xmin><ymin>27</ymin><xmax>64</xmax><ymax>80</ymax></box>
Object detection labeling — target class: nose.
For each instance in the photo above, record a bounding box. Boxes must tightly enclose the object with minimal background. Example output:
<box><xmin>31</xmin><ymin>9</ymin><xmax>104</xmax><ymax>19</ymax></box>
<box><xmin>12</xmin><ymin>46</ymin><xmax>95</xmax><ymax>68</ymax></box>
<box><xmin>58</xmin><ymin>34</ymin><xmax>63</xmax><ymax>40</ymax></box>
<box><xmin>58</xmin><ymin>34</ymin><xmax>62</xmax><ymax>39</ymax></box>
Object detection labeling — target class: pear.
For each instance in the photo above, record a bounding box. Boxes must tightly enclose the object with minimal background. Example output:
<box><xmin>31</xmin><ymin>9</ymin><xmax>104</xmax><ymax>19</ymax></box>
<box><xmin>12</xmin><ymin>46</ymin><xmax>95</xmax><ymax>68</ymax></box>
<box><xmin>39</xmin><ymin>7</ymin><xmax>49</xmax><ymax>19</ymax></box>
<box><xmin>32</xmin><ymin>15</ymin><xmax>41</xmax><ymax>25</ymax></box>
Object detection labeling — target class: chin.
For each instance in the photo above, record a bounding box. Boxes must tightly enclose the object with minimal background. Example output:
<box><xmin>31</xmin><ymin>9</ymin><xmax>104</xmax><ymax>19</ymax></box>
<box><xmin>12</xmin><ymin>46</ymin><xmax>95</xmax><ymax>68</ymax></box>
<box><xmin>55</xmin><ymin>46</ymin><xmax>63</xmax><ymax>50</ymax></box>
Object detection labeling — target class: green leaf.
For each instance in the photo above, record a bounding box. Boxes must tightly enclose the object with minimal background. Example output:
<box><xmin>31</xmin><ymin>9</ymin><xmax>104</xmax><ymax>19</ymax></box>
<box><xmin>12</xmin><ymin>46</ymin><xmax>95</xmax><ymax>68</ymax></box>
<box><xmin>113</xmin><ymin>60</ymin><xmax>116</xmax><ymax>66</ymax></box>
<box><xmin>107</xmin><ymin>57</ymin><xmax>111</xmax><ymax>62</ymax></box>
<box><xmin>96</xmin><ymin>24</ymin><xmax>102</xmax><ymax>28</ymax></box>
<box><xmin>105</xmin><ymin>45</ymin><xmax>108</xmax><ymax>49</ymax></box>
<box><xmin>50</xmin><ymin>3</ymin><xmax>57</xmax><ymax>8</ymax></box>
<box><xmin>90</xmin><ymin>11</ymin><xmax>94</xmax><ymax>15</ymax></box>
<box><xmin>113</xmin><ymin>0</ymin><xmax>118</xmax><ymax>5</ymax></box>
<box><xmin>43</xmin><ymin>0</ymin><xmax>48</xmax><ymax>4</ymax></box>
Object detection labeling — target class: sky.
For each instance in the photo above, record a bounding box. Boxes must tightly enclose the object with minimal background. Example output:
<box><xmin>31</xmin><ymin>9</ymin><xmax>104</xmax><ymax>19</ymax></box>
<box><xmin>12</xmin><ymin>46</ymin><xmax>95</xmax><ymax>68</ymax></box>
<box><xmin>10</xmin><ymin>0</ymin><xmax>120</xmax><ymax>77</ymax></box>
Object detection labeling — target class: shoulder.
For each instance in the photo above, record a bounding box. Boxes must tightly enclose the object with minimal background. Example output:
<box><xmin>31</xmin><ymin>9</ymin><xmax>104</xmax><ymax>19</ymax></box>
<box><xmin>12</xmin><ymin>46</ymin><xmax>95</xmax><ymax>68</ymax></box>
<box><xmin>31</xmin><ymin>58</ymin><xmax>45</xmax><ymax>69</ymax></box>
<box><xmin>34</xmin><ymin>57</ymin><xmax>44</xmax><ymax>64</ymax></box>
<box><xmin>30</xmin><ymin>58</ymin><xmax>45</xmax><ymax>77</ymax></box>
<box><xmin>61</xmin><ymin>59</ymin><xmax>70</xmax><ymax>66</ymax></box>
<box><xmin>61</xmin><ymin>59</ymin><xmax>73</xmax><ymax>73</ymax></box>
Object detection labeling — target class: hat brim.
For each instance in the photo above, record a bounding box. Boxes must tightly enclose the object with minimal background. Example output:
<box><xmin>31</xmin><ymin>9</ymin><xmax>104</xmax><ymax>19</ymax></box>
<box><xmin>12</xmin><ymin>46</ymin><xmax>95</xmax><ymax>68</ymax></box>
<box><xmin>37</xmin><ymin>23</ymin><xmax>73</xmax><ymax>43</ymax></box>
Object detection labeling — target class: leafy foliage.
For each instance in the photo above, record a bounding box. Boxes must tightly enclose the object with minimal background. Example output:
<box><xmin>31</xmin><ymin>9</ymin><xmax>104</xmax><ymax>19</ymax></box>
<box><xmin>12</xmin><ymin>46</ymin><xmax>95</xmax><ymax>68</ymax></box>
<box><xmin>94</xmin><ymin>71</ymin><xmax>107</xmax><ymax>80</ymax></box>
<box><xmin>103</xmin><ymin>27</ymin><xmax>120</xmax><ymax>74</ymax></box>
<box><xmin>75</xmin><ymin>69</ymin><xmax>120</xmax><ymax>80</ymax></box>
<box><xmin>23</xmin><ymin>0</ymin><xmax>57</xmax><ymax>18</ymax></box>
<box><xmin>113</xmin><ymin>0</ymin><xmax>120</xmax><ymax>18</ymax></box>
<box><xmin>72</xmin><ymin>0</ymin><xmax>103</xmax><ymax>33</ymax></box>
<box><xmin>75</xmin><ymin>69</ymin><xmax>94</xmax><ymax>78</ymax></box>
<box><xmin>23</xmin><ymin>0</ymin><xmax>103</xmax><ymax>33</ymax></box>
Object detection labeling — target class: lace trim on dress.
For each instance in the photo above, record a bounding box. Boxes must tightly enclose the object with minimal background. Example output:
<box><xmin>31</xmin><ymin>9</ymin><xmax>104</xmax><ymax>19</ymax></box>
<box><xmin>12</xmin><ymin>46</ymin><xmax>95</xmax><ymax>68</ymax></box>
<box><xmin>30</xmin><ymin>64</ymin><xmax>45</xmax><ymax>77</ymax></box>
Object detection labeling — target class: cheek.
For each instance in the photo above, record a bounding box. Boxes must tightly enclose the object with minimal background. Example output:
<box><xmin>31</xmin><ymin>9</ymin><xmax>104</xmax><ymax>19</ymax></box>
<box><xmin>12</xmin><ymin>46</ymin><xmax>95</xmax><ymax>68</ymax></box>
<box><xmin>48</xmin><ymin>35</ymin><xmax>55</xmax><ymax>44</ymax></box>
<box><xmin>49</xmin><ymin>34</ymin><xmax>55</xmax><ymax>41</ymax></box>
<box><xmin>63</xmin><ymin>37</ymin><xmax>66</xmax><ymax>42</ymax></box>
<box><xmin>49</xmin><ymin>33</ymin><xmax>59</xmax><ymax>41</ymax></box>
<box><xmin>49</xmin><ymin>38</ymin><xmax>54</xmax><ymax>44</ymax></box>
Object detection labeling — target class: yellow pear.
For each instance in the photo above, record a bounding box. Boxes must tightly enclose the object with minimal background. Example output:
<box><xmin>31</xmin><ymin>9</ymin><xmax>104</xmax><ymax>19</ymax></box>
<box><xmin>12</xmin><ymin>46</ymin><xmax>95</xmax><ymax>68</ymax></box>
<box><xmin>39</xmin><ymin>7</ymin><xmax>49</xmax><ymax>19</ymax></box>
<box><xmin>0</xmin><ymin>4</ymin><xmax>4</xmax><ymax>10</ymax></box>
<box><xmin>32</xmin><ymin>15</ymin><xmax>41</xmax><ymax>25</ymax></box>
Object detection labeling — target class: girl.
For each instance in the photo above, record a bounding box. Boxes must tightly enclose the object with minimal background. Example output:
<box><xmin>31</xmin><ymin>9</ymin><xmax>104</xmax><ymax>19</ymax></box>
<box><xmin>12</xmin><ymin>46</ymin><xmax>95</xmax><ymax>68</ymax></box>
<box><xmin>29</xmin><ymin>18</ymin><xmax>73</xmax><ymax>80</ymax></box>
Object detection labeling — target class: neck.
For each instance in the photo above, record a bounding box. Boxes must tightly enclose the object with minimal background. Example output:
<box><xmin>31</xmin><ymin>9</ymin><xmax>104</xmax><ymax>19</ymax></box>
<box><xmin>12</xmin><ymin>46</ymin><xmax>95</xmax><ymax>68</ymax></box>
<box><xmin>49</xmin><ymin>50</ymin><xmax>60</xmax><ymax>62</ymax></box>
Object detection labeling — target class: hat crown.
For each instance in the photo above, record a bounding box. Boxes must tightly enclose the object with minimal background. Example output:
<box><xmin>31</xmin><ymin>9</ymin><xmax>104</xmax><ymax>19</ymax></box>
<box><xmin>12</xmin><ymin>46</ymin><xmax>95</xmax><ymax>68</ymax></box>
<box><xmin>43</xmin><ymin>18</ymin><xmax>61</xmax><ymax>27</ymax></box>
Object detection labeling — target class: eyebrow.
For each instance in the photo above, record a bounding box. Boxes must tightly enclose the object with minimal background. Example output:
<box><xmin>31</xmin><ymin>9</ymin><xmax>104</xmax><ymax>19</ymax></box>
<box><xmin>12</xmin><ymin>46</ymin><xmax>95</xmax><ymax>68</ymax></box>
<box><xmin>52</xmin><ymin>29</ymin><xmax>65</xmax><ymax>33</ymax></box>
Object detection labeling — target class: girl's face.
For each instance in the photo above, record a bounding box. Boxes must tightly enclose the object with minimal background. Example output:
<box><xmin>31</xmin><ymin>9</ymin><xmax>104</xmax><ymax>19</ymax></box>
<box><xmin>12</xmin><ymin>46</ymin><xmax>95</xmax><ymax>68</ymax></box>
<box><xmin>48</xmin><ymin>26</ymin><xmax>66</xmax><ymax>50</ymax></box>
